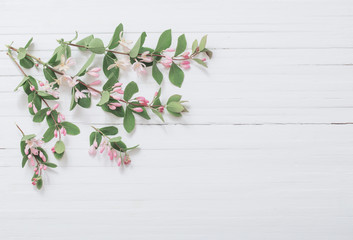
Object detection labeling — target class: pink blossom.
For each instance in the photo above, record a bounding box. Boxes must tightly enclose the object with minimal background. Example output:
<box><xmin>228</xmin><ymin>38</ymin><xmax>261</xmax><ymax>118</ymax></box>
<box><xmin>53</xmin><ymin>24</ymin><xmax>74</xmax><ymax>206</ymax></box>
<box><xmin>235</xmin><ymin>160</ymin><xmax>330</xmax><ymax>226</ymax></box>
<box><xmin>60</xmin><ymin>127</ymin><xmax>67</xmax><ymax>136</ymax></box>
<box><xmin>33</xmin><ymin>104</ymin><xmax>38</xmax><ymax>114</ymax></box>
<box><xmin>54</xmin><ymin>55</ymin><xmax>75</xmax><ymax>72</ymax></box>
<box><xmin>136</xmin><ymin>96</ymin><xmax>149</xmax><ymax>106</ymax></box>
<box><xmin>30</xmin><ymin>86</ymin><xmax>35</xmax><ymax>91</ymax></box>
<box><xmin>89</xmin><ymin>80</ymin><xmax>102</xmax><ymax>86</ymax></box>
<box><xmin>201</xmin><ymin>58</ymin><xmax>207</xmax><ymax>62</ymax></box>
<box><xmin>132</xmin><ymin>107</ymin><xmax>143</xmax><ymax>113</ymax></box>
<box><xmin>39</xmin><ymin>151</ymin><xmax>46</xmax><ymax>162</ymax></box>
<box><xmin>39</xmin><ymin>82</ymin><xmax>45</xmax><ymax>87</ymax></box>
<box><xmin>28</xmin><ymin>102</ymin><xmax>33</xmax><ymax>108</ymax></box>
<box><xmin>53</xmin><ymin>103</ymin><xmax>59</xmax><ymax>110</ymax></box>
<box><xmin>57</xmin><ymin>113</ymin><xmax>65</xmax><ymax>122</ymax></box>
<box><xmin>88</xmin><ymin>141</ymin><xmax>98</xmax><ymax>156</ymax></box>
<box><xmin>113</xmin><ymin>87</ymin><xmax>124</xmax><ymax>94</ymax></box>
<box><xmin>180</xmin><ymin>60</ymin><xmax>191</xmax><ymax>70</ymax></box>
<box><xmin>87</xmin><ymin>67</ymin><xmax>101</xmax><ymax>78</ymax></box>
<box><xmin>138</xmin><ymin>51</ymin><xmax>153</xmax><ymax>63</ymax></box>
<box><xmin>34</xmin><ymin>167</ymin><xmax>37</xmax><ymax>172</ymax></box>
<box><xmin>46</xmin><ymin>110</ymin><xmax>51</xmax><ymax>116</ymax></box>
<box><xmin>74</xmin><ymin>88</ymin><xmax>89</xmax><ymax>102</ymax></box>
<box><xmin>132</xmin><ymin>61</ymin><xmax>147</xmax><ymax>75</ymax></box>
<box><xmin>154</xmin><ymin>91</ymin><xmax>158</xmax><ymax>97</ymax></box>
<box><xmin>111</xmin><ymin>95</ymin><xmax>121</xmax><ymax>101</ymax></box>
<box><xmin>54</xmin><ymin>129</ymin><xmax>58</xmax><ymax>138</ymax></box>
<box><xmin>43</xmin><ymin>165</ymin><xmax>47</xmax><ymax>170</ymax></box>
<box><xmin>107</xmin><ymin>58</ymin><xmax>130</xmax><ymax>70</ymax></box>
<box><xmin>158</xmin><ymin>106</ymin><xmax>164</xmax><ymax>113</ymax></box>
<box><xmin>182</xmin><ymin>52</ymin><xmax>190</xmax><ymax>59</ymax></box>
<box><xmin>113</xmin><ymin>83</ymin><xmax>123</xmax><ymax>88</ymax></box>
<box><xmin>124</xmin><ymin>156</ymin><xmax>131</xmax><ymax>165</ymax></box>
<box><xmin>108</xmin><ymin>102</ymin><xmax>122</xmax><ymax>110</ymax></box>
<box><xmin>117</xmin><ymin>157</ymin><xmax>121</xmax><ymax>166</ymax></box>
<box><xmin>160</xmin><ymin>56</ymin><xmax>173</xmax><ymax>68</ymax></box>
<box><xmin>39</xmin><ymin>165</ymin><xmax>43</xmax><ymax>170</ymax></box>
<box><xmin>51</xmin><ymin>147</ymin><xmax>55</xmax><ymax>153</ymax></box>
<box><xmin>118</xmin><ymin>32</ymin><xmax>133</xmax><ymax>52</ymax></box>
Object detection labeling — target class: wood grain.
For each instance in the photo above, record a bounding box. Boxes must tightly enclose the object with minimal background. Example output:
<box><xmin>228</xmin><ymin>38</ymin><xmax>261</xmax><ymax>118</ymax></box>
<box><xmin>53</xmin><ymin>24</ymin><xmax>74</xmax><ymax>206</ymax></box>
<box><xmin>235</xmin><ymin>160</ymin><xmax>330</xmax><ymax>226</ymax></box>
<box><xmin>0</xmin><ymin>0</ymin><xmax>352</xmax><ymax>239</ymax></box>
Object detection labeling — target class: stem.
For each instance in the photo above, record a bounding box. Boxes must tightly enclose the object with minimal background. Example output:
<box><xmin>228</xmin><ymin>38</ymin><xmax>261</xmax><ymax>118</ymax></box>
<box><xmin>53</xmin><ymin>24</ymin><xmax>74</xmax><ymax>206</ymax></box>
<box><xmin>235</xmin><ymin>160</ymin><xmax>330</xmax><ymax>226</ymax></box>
<box><xmin>91</xmin><ymin>126</ymin><xmax>125</xmax><ymax>153</ymax></box>
<box><xmin>6</xmin><ymin>45</ymin><xmax>64</xmax><ymax>75</ymax></box>
<box><xmin>64</xmin><ymin>42</ymin><xmax>194</xmax><ymax>61</ymax></box>
<box><xmin>15</xmin><ymin>123</ymin><xmax>25</xmax><ymax>136</ymax></box>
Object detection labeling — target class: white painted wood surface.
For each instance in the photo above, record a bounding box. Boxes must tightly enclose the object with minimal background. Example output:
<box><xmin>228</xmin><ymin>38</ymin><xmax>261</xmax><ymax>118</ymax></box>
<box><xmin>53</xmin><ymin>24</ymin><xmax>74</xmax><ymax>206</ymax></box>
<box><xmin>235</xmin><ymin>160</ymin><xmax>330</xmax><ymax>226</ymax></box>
<box><xmin>1</xmin><ymin>0</ymin><xmax>353</xmax><ymax>239</ymax></box>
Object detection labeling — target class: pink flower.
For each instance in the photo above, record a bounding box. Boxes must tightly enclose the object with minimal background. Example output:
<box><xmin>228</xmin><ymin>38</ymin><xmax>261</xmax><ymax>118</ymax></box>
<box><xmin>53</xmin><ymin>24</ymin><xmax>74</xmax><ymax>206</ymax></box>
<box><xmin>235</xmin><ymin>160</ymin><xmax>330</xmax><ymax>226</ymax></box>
<box><xmin>54</xmin><ymin>129</ymin><xmax>58</xmax><ymax>138</ymax></box>
<box><xmin>158</xmin><ymin>106</ymin><xmax>164</xmax><ymax>113</ymax></box>
<box><xmin>32</xmin><ymin>104</ymin><xmax>38</xmax><ymax>114</ymax></box>
<box><xmin>182</xmin><ymin>52</ymin><xmax>190</xmax><ymax>59</ymax></box>
<box><xmin>113</xmin><ymin>83</ymin><xmax>123</xmax><ymax>88</ymax></box>
<box><xmin>111</xmin><ymin>95</ymin><xmax>121</xmax><ymax>101</ymax></box>
<box><xmin>54</xmin><ymin>55</ymin><xmax>75</xmax><ymax>72</ymax></box>
<box><xmin>138</xmin><ymin>51</ymin><xmax>153</xmax><ymax>63</ymax></box>
<box><xmin>60</xmin><ymin>127</ymin><xmax>67</xmax><ymax>136</ymax></box>
<box><xmin>136</xmin><ymin>96</ymin><xmax>149</xmax><ymax>106</ymax></box>
<box><xmin>89</xmin><ymin>80</ymin><xmax>102</xmax><ymax>86</ymax></box>
<box><xmin>30</xmin><ymin>86</ymin><xmax>35</xmax><ymax>91</ymax></box>
<box><xmin>88</xmin><ymin>140</ymin><xmax>98</xmax><ymax>156</ymax></box>
<box><xmin>108</xmin><ymin>102</ymin><xmax>122</xmax><ymax>110</ymax></box>
<box><xmin>160</xmin><ymin>56</ymin><xmax>173</xmax><ymax>68</ymax></box>
<box><xmin>107</xmin><ymin>58</ymin><xmax>130</xmax><ymax>71</ymax></box>
<box><xmin>117</xmin><ymin>157</ymin><xmax>121</xmax><ymax>166</ymax></box>
<box><xmin>118</xmin><ymin>32</ymin><xmax>133</xmax><ymax>52</ymax></box>
<box><xmin>87</xmin><ymin>67</ymin><xmax>101</xmax><ymax>78</ymax></box>
<box><xmin>53</xmin><ymin>103</ymin><xmax>59</xmax><ymax>110</ymax></box>
<box><xmin>112</xmin><ymin>87</ymin><xmax>124</xmax><ymax>94</ymax></box>
<box><xmin>39</xmin><ymin>151</ymin><xmax>46</xmax><ymax>162</ymax></box>
<box><xmin>201</xmin><ymin>58</ymin><xmax>207</xmax><ymax>62</ymax></box>
<box><xmin>43</xmin><ymin>165</ymin><xmax>47</xmax><ymax>170</ymax></box>
<box><xmin>132</xmin><ymin>60</ymin><xmax>147</xmax><ymax>75</ymax></box>
<box><xmin>180</xmin><ymin>60</ymin><xmax>191</xmax><ymax>69</ymax></box>
<box><xmin>46</xmin><ymin>110</ymin><xmax>51</xmax><ymax>116</ymax></box>
<box><xmin>124</xmin><ymin>156</ymin><xmax>131</xmax><ymax>165</ymax></box>
<box><xmin>39</xmin><ymin>82</ymin><xmax>44</xmax><ymax>87</ymax></box>
<box><xmin>164</xmin><ymin>48</ymin><xmax>175</xmax><ymax>52</ymax></box>
<box><xmin>154</xmin><ymin>91</ymin><xmax>158</xmax><ymax>97</ymax></box>
<box><xmin>74</xmin><ymin>88</ymin><xmax>89</xmax><ymax>102</ymax></box>
<box><xmin>51</xmin><ymin>147</ymin><xmax>55</xmax><ymax>153</ymax></box>
<box><xmin>132</xmin><ymin>107</ymin><xmax>143</xmax><ymax>113</ymax></box>
<box><xmin>57</xmin><ymin>113</ymin><xmax>65</xmax><ymax>122</ymax></box>
<box><xmin>28</xmin><ymin>102</ymin><xmax>33</xmax><ymax>108</ymax></box>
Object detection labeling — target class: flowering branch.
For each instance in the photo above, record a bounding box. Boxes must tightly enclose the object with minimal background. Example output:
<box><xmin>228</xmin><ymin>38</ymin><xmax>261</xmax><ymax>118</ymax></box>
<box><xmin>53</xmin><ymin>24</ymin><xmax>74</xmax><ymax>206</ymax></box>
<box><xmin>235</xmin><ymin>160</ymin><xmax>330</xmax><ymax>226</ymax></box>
<box><xmin>16</xmin><ymin>124</ymin><xmax>57</xmax><ymax>190</ymax></box>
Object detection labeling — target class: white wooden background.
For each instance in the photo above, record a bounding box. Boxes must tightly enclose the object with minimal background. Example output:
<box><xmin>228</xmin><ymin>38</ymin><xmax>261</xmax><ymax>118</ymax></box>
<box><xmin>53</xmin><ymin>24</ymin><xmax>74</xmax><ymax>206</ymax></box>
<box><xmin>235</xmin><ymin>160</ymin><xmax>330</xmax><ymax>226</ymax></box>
<box><xmin>0</xmin><ymin>0</ymin><xmax>353</xmax><ymax>239</ymax></box>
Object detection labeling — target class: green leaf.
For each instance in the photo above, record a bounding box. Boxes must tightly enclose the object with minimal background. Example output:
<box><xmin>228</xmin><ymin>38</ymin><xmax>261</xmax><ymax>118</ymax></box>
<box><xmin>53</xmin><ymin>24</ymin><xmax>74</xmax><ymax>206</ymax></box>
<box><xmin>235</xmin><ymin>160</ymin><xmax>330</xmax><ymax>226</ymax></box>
<box><xmin>69</xmin><ymin>87</ymin><xmax>77</xmax><ymax>111</ymax></box>
<box><xmin>100</xmin><ymin>101</ymin><xmax>124</xmax><ymax>117</ymax></box>
<box><xmin>14</xmin><ymin>76</ymin><xmax>29</xmax><ymax>91</ymax></box>
<box><xmin>20</xmin><ymin>141</ymin><xmax>26</xmax><ymax>156</ymax></box>
<box><xmin>125</xmin><ymin>144</ymin><xmax>140</xmax><ymax>151</ymax></box>
<box><xmin>89</xmin><ymin>132</ymin><xmax>95</xmax><ymax>145</ymax></box>
<box><xmin>123</xmin><ymin>108</ymin><xmax>135</xmax><ymax>133</ymax></box>
<box><xmin>192</xmin><ymin>39</ymin><xmax>198</xmax><ymax>53</ymax></box>
<box><xmin>33</xmin><ymin>107</ymin><xmax>49</xmax><ymax>122</ymax></box>
<box><xmin>99</xmin><ymin>126</ymin><xmax>118</xmax><ymax>135</ymax></box>
<box><xmin>43</xmin><ymin>67</ymin><xmax>57</xmax><ymax>84</ymax></box>
<box><xmin>55</xmin><ymin>140</ymin><xmax>65</xmax><ymax>154</ymax></box>
<box><xmin>169</xmin><ymin>62</ymin><xmax>184</xmax><ymax>87</ymax></box>
<box><xmin>76</xmin><ymin>35</ymin><xmax>94</xmax><ymax>50</ymax></box>
<box><xmin>37</xmin><ymin>91</ymin><xmax>58</xmax><ymax>100</ymax></box>
<box><xmin>48</xmin><ymin>45</ymin><xmax>65</xmax><ymax>66</ymax></box>
<box><xmin>111</xmin><ymin>141</ymin><xmax>127</xmax><ymax>152</ymax></box>
<box><xmin>61</xmin><ymin>122</ymin><xmax>80</xmax><ymax>135</ymax></box>
<box><xmin>155</xmin><ymin>29</ymin><xmax>172</xmax><ymax>53</ymax></box>
<box><xmin>97</xmin><ymin>91</ymin><xmax>110</xmax><ymax>106</ymax></box>
<box><xmin>193</xmin><ymin>58</ymin><xmax>208</xmax><ymax>68</ymax></box>
<box><xmin>53</xmin><ymin>151</ymin><xmax>64</xmax><ymax>160</ymax></box>
<box><xmin>167</xmin><ymin>102</ymin><xmax>184</xmax><ymax>113</ymax></box>
<box><xmin>17</xmin><ymin>47</ymin><xmax>27</xmax><ymax>60</ymax></box>
<box><xmin>107</xmin><ymin>24</ymin><xmax>123</xmax><ymax>49</ymax></box>
<box><xmin>22</xmin><ymin>156</ymin><xmax>28</xmax><ymax>168</ymax></box>
<box><xmin>199</xmin><ymin>35</ymin><xmax>207</xmax><ymax>51</ymax></box>
<box><xmin>174</xmin><ymin>34</ymin><xmax>187</xmax><ymax>56</ymax></box>
<box><xmin>76</xmin><ymin>82</ymin><xmax>91</xmax><ymax>108</ymax></box>
<box><xmin>152</xmin><ymin>109</ymin><xmax>165</xmax><ymax>122</ymax></box>
<box><xmin>103</xmin><ymin>77</ymin><xmax>118</xmax><ymax>91</ymax></box>
<box><xmin>109</xmin><ymin>137</ymin><xmax>122</xmax><ymax>143</ymax></box>
<box><xmin>21</xmin><ymin>134</ymin><xmax>36</xmax><ymax>141</ymax></box>
<box><xmin>103</xmin><ymin>52</ymin><xmax>119</xmax><ymax>82</ymax></box>
<box><xmin>42</xmin><ymin>162</ymin><xmax>57</xmax><ymax>168</ymax></box>
<box><xmin>43</xmin><ymin>126</ymin><xmax>55</xmax><ymax>143</ymax></box>
<box><xmin>46</xmin><ymin>111</ymin><xmax>57</xmax><ymax>126</ymax></box>
<box><xmin>36</xmin><ymin>178</ymin><xmax>43</xmax><ymax>190</ymax></box>
<box><xmin>167</xmin><ymin>94</ymin><xmax>182</xmax><ymax>104</ymax></box>
<box><xmin>24</xmin><ymin>37</ymin><xmax>33</xmax><ymax>49</ymax></box>
<box><xmin>88</xmin><ymin>38</ymin><xmax>106</xmax><ymax>54</ymax></box>
<box><xmin>20</xmin><ymin>56</ymin><xmax>34</xmax><ymax>69</ymax></box>
<box><xmin>130</xmin><ymin>106</ymin><xmax>150</xmax><ymax>120</ymax></box>
<box><xmin>152</xmin><ymin>62</ymin><xmax>163</xmax><ymax>85</ymax></box>
<box><xmin>129</xmin><ymin>32</ymin><xmax>147</xmax><ymax>58</ymax></box>
<box><xmin>203</xmin><ymin>48</ymin><xmax>213</xmax><ymax>59</ymax></box>
<box><xmin>76</xmin><ymin>53</ymin><xmax>95</xmax><ymax>76</ymax></box>
<box><xmin>123</xmin><ymin>81</ymin><xmax>138</xmax><ymax>101</ymax></box>
<box><xmin>37</xmin><ymin>147</ymin><xmax>48</xmax><ymax>161</ymax></box>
